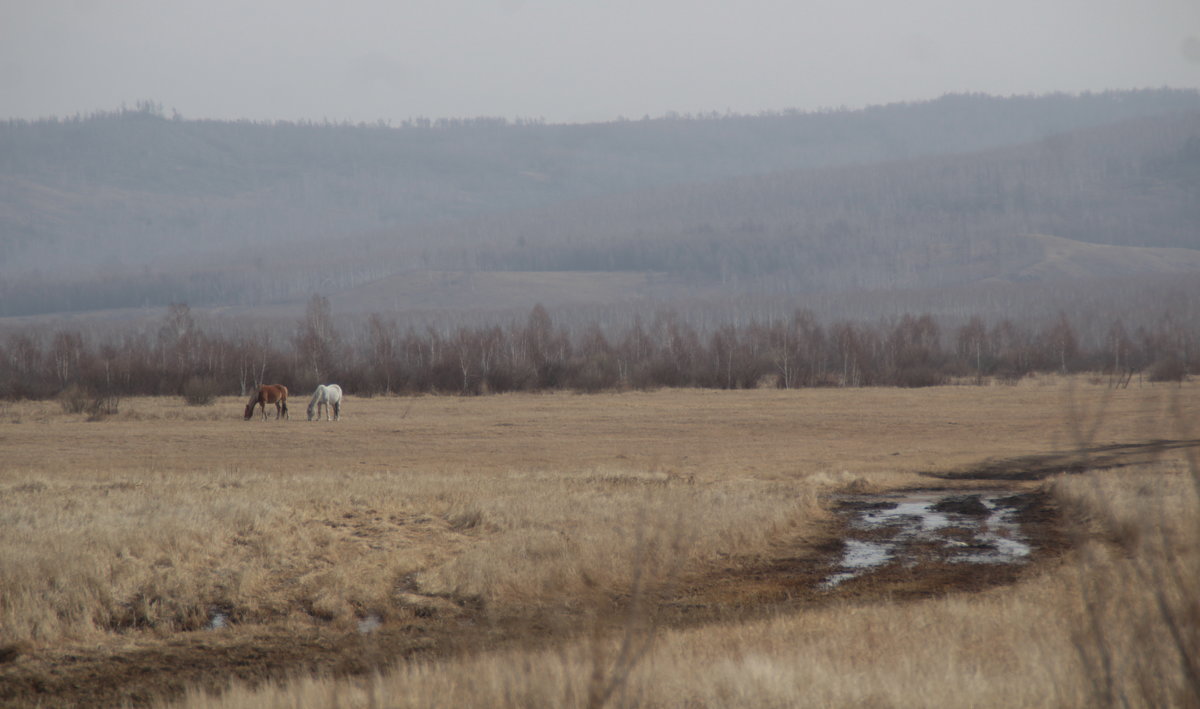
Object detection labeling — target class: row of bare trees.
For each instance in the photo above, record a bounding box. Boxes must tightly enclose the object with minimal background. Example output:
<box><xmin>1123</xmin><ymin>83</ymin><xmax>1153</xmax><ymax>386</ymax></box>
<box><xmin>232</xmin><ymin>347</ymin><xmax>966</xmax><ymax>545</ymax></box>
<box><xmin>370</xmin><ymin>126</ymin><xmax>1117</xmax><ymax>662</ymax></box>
<box><xmin>0</xmin><ymin>300</ymin><xmax>1192</xmax><ymax>401</ymax></box>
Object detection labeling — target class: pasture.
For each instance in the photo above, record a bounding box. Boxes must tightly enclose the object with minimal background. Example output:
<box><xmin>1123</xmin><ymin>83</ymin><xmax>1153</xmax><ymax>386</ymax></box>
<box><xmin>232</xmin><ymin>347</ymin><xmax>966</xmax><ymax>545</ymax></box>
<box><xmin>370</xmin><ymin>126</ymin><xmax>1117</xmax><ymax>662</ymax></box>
<box><xmin>0</xmin><ymin>377</ymin><xmax>1196</xmax><ymax>707</ymax></box>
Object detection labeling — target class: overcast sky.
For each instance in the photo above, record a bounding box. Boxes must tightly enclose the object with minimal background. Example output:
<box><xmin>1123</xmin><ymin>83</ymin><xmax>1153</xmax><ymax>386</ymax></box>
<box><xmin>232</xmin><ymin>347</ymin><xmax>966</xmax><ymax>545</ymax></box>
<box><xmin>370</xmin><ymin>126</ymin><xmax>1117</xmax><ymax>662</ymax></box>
<box><xmin>3</xmin><ymin>0</ymin><xmax>1199</xmax><ymax>125</ymax></box>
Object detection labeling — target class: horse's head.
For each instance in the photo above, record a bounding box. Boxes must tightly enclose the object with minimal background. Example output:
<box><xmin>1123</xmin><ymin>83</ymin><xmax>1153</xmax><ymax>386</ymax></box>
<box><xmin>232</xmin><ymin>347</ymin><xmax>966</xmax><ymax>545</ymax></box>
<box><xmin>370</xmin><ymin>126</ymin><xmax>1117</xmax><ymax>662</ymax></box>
<box><xmin>244</xmin><ymin>403</ymin><xmax>255</xmax><ymax>420</ymax></box>
<box><xmin>306</xmin><ymin>402</ymin><xmax>315</xmax><ymax>421</ymax></box>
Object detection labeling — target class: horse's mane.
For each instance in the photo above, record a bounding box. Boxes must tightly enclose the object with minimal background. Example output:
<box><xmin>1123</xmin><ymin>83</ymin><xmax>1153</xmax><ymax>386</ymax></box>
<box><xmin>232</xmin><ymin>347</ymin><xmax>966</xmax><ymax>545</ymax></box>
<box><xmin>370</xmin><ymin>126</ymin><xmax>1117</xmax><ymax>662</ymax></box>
<box><xmin>308</xmin><ymin>385</ymin><xmax>326</xmax><ymax>409</ymax></box>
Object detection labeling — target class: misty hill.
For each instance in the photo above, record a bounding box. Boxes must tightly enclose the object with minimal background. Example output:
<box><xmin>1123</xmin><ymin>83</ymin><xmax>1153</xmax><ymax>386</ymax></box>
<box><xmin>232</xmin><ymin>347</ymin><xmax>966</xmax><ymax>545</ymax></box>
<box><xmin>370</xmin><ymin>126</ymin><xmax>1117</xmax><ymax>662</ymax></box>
<box><xmin>2</xmin><ymin>89</ymin><xmax>1200</xmax><ymax>318</ymax></box>
<box><xmin>454</xmin><ymin>111</ymin><xmax>1200</xmax><ymax>291</ymax></box>
<box><xmin>176</xmin><ymin>107</ymin><xmax>1200</xmax><ymax>317</ymax></box>
<box><xmin>265</xmin><ymin>231</ymin><xmax>1200</xmax><ymax>325</ymax></box>
<box><xmin>1004</xmin><ymin>234</ymin><xmax>1200</xmax><ymax>282</ymax></box>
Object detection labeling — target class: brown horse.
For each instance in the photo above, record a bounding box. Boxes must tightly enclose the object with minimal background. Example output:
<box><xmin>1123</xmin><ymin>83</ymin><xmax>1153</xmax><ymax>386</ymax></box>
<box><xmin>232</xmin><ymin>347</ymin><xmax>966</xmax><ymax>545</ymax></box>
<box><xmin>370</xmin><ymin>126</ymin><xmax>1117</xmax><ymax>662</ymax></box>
<box><xmin>244</xmin><ymin>384</ymin><xmax>289</xmax><ymax>421</ymax></box>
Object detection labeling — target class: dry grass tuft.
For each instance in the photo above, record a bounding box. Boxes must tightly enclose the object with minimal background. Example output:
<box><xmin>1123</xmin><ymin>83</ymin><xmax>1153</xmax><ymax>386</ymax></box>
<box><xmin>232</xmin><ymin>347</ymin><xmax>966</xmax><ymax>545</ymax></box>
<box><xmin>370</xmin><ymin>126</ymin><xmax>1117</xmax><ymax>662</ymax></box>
<box><xmin>0</xmin><ymin>463</ymin><xmax>820</xmax><ymax>647</ymax></box>
<box><xmin>1052</xmin><ymin>463</ymin><xmax>1200</xmax><ymax>707</ymax></box>
<box><xmin>411</xmin><ymin>469</ymin><xmax>819</xmax><ymax>608</ymax></box>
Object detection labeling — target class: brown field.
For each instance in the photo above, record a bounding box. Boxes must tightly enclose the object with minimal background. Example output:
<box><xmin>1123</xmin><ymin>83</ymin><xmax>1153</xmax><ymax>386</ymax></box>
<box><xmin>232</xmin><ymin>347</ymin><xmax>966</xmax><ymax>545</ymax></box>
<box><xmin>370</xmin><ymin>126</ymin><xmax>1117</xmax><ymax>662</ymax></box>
<box><xmin>0</xmin><ymin>377</ymin><xmax>1197</xmax><ymax>708</ymax></box>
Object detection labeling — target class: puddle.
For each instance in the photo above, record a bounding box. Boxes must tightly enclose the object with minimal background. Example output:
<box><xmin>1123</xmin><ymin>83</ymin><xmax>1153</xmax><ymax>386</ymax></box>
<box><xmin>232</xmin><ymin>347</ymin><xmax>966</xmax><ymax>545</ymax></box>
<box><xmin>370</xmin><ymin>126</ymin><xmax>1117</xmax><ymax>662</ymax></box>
<box><xmin>820</xmin><ymin>539</ymin><xmax>893</xmax><ymax>588</ymax></box>
<box><xmin>357</xmin><ymin>613</ymin><xmax>382</xmax><ymax>634</ymax></box>
<box><xmin>821</xmin><ymin>490</ymin><xmax>1032</xmax><ymax>589</ymax></box>
<box><xmin>206</xmin><ymin>611</ymin><xmax>228</xmax><ymax>630</ymax></box>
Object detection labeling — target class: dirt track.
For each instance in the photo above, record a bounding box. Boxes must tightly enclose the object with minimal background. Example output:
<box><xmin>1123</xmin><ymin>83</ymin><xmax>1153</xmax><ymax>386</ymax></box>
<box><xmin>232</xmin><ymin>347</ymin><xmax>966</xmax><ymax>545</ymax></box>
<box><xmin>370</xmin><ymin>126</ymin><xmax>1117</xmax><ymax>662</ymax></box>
<box><xmin>3</xmin><ymin>422</ymin><xmax>1195</xmax><ymax>709</ymax></box>
<box><xmin>0</xmin><ymin>483</ymin><xmax>1069</xmax><ymax>707</ymax></box>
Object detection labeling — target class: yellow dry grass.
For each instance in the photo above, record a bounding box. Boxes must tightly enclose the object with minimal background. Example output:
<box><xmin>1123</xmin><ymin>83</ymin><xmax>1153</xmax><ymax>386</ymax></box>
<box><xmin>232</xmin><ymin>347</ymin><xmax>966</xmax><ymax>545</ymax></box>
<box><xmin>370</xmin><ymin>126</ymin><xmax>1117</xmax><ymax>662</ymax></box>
<box><xmin>174</xmin><ymin>459</ymin><xmax>1200</xmax><ymax>709</ymax></box>
<box><xmin>176</xmin><ymin>459</ymin><xmax>1200</xmax><ymax>709</ymax></box>
<box><xmin>0</xmin><ymin>376</ymin><xmax>1196</xmax><ymax>707</ymax></box>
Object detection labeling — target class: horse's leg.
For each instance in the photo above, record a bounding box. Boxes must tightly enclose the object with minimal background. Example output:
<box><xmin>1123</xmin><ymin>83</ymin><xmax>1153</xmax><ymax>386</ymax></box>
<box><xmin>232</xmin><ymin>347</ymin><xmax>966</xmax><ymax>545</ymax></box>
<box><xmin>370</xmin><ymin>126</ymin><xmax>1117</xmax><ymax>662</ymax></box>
<box><xmin>333</xmin><ymin>401</ymin><xmax>340</xmax><ymax>420</ymax></box>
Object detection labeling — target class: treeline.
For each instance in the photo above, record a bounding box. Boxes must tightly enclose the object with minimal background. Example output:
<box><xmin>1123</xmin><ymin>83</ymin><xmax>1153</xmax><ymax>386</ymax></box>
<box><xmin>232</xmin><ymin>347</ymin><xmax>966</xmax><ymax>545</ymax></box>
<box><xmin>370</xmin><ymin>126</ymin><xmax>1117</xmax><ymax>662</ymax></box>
<box><xmin>1</xmin><ymin>300</ymin><xmax>1191</xmax><ymax>402</ymax></box>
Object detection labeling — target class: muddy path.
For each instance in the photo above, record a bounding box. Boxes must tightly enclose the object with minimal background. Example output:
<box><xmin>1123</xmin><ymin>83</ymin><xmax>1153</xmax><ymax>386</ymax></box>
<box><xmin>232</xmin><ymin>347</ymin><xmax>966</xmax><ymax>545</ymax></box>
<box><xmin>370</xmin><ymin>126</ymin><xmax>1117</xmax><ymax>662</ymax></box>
<box><xmin>0</xmin><ymin>492</ymin><xmax>1061</xmax><ymax>709</ymax></box>
<box><xmin>10</xmin><ymin>440</ymin><xmax>1194</xmax><ymax>708</ymax></box>
<box><xmin>665</xmin><ymin>486</ymin><xmax>1062</xmax><ymax>618</ymax></box>
<box><xmin>925</xmin><ymin>438</ymin><xmax>1200</xmax><ymax>481</ymax></box>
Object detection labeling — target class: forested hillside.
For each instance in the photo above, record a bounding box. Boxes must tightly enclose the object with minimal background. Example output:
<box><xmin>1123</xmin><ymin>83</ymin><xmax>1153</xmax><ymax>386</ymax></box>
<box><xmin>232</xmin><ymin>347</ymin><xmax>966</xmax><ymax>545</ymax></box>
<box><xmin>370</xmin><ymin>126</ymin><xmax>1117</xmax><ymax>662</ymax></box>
<box><xmin>2</xmin><ymin>90</ymin><xmax>1200</xmax><ymax>317</ymax></box>
<box><xmin>461</xmin><ymin>113</ymin><xmax>1200</xmax><ymax>286</ymax></box>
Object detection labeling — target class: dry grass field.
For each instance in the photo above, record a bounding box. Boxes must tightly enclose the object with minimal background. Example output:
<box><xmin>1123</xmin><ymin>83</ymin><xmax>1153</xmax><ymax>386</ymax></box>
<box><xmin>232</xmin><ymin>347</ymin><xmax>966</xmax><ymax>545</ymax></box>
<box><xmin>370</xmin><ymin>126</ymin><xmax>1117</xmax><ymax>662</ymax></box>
<box><xmin>0</xmin><ymin>376</ymin><xmax>1197</xmax><ymax>707</ymax></box>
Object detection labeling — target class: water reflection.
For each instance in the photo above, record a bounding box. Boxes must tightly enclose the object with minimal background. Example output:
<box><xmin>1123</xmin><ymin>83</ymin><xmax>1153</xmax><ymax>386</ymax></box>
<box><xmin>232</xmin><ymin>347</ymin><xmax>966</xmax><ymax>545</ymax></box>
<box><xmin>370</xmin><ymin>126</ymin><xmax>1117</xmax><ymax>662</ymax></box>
<box><xmin>821</xmin><ymin>490</ymin><xmax>1032</xmax><ymax>589</ymax></box>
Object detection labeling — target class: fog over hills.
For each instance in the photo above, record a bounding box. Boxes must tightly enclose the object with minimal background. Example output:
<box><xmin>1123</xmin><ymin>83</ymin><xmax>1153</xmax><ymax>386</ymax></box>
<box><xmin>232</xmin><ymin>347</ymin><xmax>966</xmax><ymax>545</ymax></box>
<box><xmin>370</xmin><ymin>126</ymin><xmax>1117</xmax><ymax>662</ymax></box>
<box><xmin>2</xmin><ymin>89</ymin><xmax>1200</xmax><ymax>323</ymax></box>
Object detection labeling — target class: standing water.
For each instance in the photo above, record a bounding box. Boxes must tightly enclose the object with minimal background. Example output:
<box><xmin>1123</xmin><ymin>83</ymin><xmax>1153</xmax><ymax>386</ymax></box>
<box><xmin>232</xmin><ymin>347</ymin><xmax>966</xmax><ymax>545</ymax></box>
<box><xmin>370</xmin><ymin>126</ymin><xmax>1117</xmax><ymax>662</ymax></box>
<box><xmin>820</xmin><ymin>490</ymin><xmax>1033</xmax><ymax>589</ymax></box>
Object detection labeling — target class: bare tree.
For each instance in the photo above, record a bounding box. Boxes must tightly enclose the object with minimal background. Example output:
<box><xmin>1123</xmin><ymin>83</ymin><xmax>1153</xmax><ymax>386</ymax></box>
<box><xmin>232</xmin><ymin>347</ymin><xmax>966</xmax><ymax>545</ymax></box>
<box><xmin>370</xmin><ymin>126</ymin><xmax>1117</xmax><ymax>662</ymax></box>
<box><xmin>956</xmin><ymin>316</ymin><xmax>989</xmax><ymax>384</ymax></box>
<box><xmin>366</xmin><ymin>313</ymin><xmax>397</xmax><ymax>394</ymax></box>
<box><xmin>295</xmin><ymin>294</ymin><xmax>338</xmax><ymax>386</ymax></box>
<box><xmin>1042</xmin><ymin>313</ymin><xmax>1081</xmax><ymax>374</ymax></box>
<box><xmin>157</xmin><ymin>303</ymin><xmax>200</xmax><ymax>392</ymax></box>
<box><xmin>49</xmin><ymin>331</ymin><xmax>84</xmax><ymax>389</ymax></box>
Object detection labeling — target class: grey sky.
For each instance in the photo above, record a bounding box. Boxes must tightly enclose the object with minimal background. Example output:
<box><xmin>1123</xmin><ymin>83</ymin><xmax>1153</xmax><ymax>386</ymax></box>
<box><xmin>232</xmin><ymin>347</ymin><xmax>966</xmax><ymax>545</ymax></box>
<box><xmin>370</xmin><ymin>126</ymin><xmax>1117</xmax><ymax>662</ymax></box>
<box><xmin>3</xmin><ymin>0</ymin><xmax>1199</xmax><ymax>124</ymax></box>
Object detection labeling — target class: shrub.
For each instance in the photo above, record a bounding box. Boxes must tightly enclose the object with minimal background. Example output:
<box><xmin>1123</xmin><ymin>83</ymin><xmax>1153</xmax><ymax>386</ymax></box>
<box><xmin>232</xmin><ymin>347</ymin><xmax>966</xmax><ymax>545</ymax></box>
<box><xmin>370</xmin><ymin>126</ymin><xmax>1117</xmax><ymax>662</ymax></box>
<box><xmin>85</xmin><ymin>395</ymin><xmax>120</xmax><ymax>421</ymax></box>
<box><xmin>59</xmin><ymin>384</ymin><xmax>120</xmax><ymax>419</ymax></box>
<box><xmin>890</xmin><ymin>366</ymin><xmax>947</xmax><ymax>388</ymax></box>
<box><xmin>994</xmin><ymin>368</ymin><xmax>1027</xmax><ymax>386</ymax></box>
<box><xmin>182</xmin><ymin>377</ymin><xmax>221</xmax><ymax>406</ymax></box>
<box><xmin>569</xmin><ymin>354</ymin><xmax>621</xmax><ymax>393</ymax></box>
<box><xmin>1147</xmin><ymin>357</ymin><xmax>1187</xmax><ymax>383</ymax></box>
<box><xmin>57</xmin><ymin>384</ymin><xmax>91</xmax><ymax>414</ymax></box>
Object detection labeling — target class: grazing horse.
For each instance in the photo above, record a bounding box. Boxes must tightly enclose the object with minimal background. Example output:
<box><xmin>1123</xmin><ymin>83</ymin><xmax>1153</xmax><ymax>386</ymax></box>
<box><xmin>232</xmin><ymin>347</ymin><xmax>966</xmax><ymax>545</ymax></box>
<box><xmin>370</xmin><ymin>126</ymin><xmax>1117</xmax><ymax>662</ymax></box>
<box><xmin>244</xmin><ymin>384</ymin><xmax>289</xmax><ymax>421</ymax></box>
<box><xmin>307</xmin><ymin>384</ymin><xmax>343</xmax><ymax>421</ymax></box>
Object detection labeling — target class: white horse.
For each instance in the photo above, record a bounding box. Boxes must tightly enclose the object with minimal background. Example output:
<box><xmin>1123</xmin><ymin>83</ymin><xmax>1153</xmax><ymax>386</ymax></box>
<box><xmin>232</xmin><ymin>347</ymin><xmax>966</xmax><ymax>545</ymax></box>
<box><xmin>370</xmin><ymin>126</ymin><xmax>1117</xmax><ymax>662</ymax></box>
<box><xmin>306</xmin><ymin>384</ymin><xmax>343</xmax><ymax>421</ymax></box>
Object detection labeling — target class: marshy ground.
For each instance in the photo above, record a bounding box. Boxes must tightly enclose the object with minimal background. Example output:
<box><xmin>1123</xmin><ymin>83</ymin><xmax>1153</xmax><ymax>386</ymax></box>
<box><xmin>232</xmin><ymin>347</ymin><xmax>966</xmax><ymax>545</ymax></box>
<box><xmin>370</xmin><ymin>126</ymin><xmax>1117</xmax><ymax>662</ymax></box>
<box><xmin>0</xmin><ymin>378</ymin><xmax>1196</xmax><ymax>707</ymax></box>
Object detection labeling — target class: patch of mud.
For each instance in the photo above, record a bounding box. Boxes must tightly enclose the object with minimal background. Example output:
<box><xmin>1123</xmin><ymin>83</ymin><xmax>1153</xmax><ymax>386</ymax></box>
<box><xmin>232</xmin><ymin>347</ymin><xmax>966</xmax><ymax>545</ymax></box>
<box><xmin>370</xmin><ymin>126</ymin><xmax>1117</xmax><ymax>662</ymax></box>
<box><xmin>926</xmin><ymin>439</ymin><xmax>1200</xmax><ymax>481</ymax></box>
<box><xmin>0</xmin><ymin>616</ymin><xmax>458</xmax><ymax>709</ymax></box>
<box><xmin>820</xmin><ymin>490</ymin><xmax>1033</xmax><ymax>589</ymax></box>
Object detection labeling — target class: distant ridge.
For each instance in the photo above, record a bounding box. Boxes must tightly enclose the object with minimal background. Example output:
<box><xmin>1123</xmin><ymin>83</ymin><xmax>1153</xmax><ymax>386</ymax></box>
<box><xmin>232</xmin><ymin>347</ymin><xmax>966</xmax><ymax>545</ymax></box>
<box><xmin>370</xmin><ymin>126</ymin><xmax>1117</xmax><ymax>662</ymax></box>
<box><xmin>1002</xmin><ymin>234</ymin><xmax>1200</xmax><ymax>283</ymax></box>
<box><xmin>2</xmin><ymin>89</ymin><xmax>1200</xmax><ymax>318</ymax></box>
